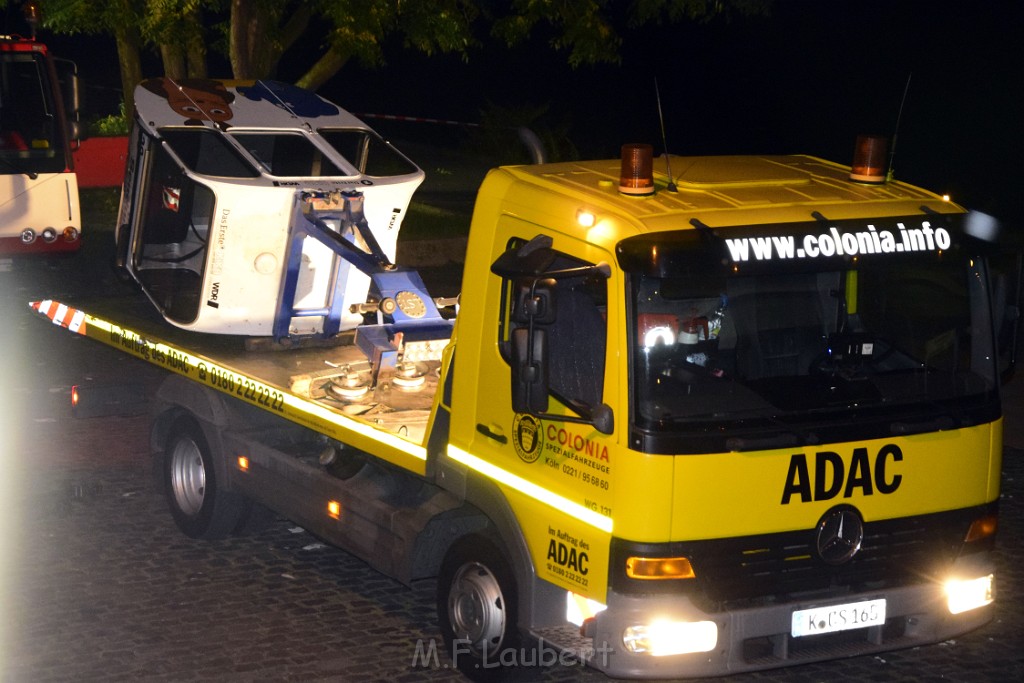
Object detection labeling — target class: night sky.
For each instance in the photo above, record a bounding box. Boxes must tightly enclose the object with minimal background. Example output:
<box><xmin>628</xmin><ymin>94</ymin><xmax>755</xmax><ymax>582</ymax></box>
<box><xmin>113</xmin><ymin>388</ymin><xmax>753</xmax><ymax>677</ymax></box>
<box><xmin>30</xmin><ymin>1</ymin><xmax>1024</xmax><ymax>220</ymax></box>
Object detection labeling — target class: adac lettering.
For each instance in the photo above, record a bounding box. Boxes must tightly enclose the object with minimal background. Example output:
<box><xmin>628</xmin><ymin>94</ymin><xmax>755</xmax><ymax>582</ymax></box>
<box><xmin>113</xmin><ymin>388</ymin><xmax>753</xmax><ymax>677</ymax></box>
<box><xmin>547</xmin><ymin>539</ymin><xmax>589</xmax><ymax>575</ymax></box>
<box><xmin>781</xmin><ymin>444</ymin><xmax>902</xmax><ymax>504</ymax></box>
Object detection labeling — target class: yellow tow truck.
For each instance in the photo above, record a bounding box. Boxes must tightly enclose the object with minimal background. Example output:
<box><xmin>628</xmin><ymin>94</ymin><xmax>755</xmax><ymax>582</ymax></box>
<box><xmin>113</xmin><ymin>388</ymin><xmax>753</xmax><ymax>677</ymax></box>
<box><xmin>32</xmin><ymin>79</ymin><xmax>1018</xmax><ymax>679</ymax></box>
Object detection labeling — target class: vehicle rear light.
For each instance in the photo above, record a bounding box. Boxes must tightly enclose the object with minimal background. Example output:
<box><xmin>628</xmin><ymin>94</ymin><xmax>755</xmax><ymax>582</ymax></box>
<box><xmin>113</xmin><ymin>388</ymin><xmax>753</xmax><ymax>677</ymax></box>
<box><xmin>42</xmin><ymin>227</ymin><xmax>58</xmax><ymax>243</ymax></box>
<box><xmin>62</xmin><ymin>226</ymin><xmax>80</xmax><ymax>242</ymax></box>
<box><xmin>20</xmin><ymin>229</ymin><xmax>36</xmax><ymax>244</ymax></box>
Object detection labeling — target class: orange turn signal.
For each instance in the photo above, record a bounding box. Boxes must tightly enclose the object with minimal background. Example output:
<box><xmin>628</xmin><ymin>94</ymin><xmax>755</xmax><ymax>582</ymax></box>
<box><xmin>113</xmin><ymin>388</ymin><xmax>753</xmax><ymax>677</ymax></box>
<box><xmin>965</xmin><ymin>515</ymin><xmax>998</xmax><ymax>542</ymax></box>
<box><xmin>626</xmin><ymin>556</ymin><xmax>696</xmax><ymax>580</ymax></box>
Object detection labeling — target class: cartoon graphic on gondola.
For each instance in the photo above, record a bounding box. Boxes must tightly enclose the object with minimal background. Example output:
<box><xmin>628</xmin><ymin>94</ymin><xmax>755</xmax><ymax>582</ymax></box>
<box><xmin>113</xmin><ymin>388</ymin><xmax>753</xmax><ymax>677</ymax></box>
<box><xmin>140</xmin><ymin>78</ymin><xmax>236</xmax><ymax>127</ymax></box>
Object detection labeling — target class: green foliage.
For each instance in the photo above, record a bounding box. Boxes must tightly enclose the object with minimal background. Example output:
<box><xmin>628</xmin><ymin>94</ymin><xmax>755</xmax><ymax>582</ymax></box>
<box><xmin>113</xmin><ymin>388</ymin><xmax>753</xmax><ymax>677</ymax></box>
<box><xmin>87</xmin><ymin>103</ymin><xmax>130</xmax><ymax>137</ymax></box>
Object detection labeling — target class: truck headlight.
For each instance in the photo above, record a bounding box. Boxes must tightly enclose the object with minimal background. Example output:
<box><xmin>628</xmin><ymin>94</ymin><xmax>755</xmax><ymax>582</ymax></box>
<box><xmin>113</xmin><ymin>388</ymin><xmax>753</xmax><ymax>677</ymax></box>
<box><xmin>622</xmin><ymin>619</ymin><xmax>717</xmax><ymax>656</ymax></box>
<box><xmin>945</xmin><ymin>574</ymin><xmax>994</xmax><ymax>615</ymax></box>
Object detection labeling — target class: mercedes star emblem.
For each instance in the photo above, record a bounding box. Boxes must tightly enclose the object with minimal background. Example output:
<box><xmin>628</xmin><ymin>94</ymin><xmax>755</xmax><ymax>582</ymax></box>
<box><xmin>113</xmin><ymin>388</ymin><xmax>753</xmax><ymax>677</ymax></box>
<box><xmin>815</xmin><ymin>506</ymin><xmax>864</xmax><ymax>565</ymax></box>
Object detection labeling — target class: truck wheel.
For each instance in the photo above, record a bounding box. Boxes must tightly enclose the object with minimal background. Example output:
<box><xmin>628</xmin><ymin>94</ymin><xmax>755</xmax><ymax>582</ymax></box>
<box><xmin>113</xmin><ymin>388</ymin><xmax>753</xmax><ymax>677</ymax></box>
<box><xmin>437</xmin><ymin>536</ymin><xmax>522</xmax><ymax>679</ymax></box>
<box><xmin>164</xmin><ymin>415</ymin><xmax>245</xmax><ymax>539</ymax></box>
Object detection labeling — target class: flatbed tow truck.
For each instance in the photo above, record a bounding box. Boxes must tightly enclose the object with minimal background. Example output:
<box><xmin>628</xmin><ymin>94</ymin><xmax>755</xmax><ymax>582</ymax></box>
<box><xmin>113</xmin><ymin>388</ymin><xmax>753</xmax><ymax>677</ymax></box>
<box><xmin>30</xmin><ymin>79</ymin><xmax>1019</xmax><ymax>679</ymax></box>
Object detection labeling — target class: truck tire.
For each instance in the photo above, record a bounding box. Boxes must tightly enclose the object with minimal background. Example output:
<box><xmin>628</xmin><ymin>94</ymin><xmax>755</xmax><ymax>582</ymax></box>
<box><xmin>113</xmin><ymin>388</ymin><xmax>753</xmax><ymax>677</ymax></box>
<box><xmin>437</xmin><ymin>535</ymin><xmax>522</xmax><ymax>680</ymax></box>
<box><xmin>164</xmin><ymin>415</ymin><xmax>246</xmax><ymax>539</ymax></box>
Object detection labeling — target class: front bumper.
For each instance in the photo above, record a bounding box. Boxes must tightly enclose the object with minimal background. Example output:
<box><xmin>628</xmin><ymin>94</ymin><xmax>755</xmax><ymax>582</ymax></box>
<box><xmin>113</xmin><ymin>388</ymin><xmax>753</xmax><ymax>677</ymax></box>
<box><xmin>578</xmin><ymin>554</ymin><xmax>994</xmax><ymax>679</ymax></box>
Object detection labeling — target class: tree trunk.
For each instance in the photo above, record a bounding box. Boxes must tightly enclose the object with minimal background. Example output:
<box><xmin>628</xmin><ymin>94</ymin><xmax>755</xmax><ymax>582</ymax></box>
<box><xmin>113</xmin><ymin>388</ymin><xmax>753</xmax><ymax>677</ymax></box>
<box><xmin>185</xmin><ymin>6</ymin><xmax>208</xmax><ymax>78</ymax></box>
<box><xmin>160</xmin><ymin>44</ymin><xmax>186</xmax><ymax>79</ymax></box>
<box><xmin>113</xmin><ymin>25</ymin><xmax>143</xmax><ymax>121</ymax></box>
<box><xmin>230</xmin><ymin>0</ymin><xmax>267</xmax><ymax>79</ymax></box>
<box><xmin>295</xmin><ymin>48</ymin><xmax>351</xmax><ymax>93</ymax></box>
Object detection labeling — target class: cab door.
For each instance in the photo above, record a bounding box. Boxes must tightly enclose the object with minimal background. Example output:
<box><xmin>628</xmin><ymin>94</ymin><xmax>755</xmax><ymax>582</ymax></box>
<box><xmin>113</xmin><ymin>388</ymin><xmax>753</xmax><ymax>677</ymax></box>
<box><xmin>449</xmin><ymin>216</ymin><xmax>617</xmax><ymax>599</ymax></box>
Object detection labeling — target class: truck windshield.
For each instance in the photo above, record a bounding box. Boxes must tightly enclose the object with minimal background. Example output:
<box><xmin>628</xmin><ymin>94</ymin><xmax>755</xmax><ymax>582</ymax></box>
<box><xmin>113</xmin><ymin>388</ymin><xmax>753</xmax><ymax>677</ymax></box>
<box><xmin>619</xmin><ymin>217</ymin><xmax>999</xmax><ymax>454</ymax></box>
<box><xmin>0</xmin><ymin>52</ymin><xmax>64</xmax><ymax>175</ymax></box>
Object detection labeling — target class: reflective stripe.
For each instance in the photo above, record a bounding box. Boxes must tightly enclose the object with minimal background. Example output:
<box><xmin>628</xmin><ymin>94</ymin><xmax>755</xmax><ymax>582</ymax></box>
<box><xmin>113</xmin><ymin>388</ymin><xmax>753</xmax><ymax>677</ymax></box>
<box><xmin>30</xmin><ymin>300</ymin><xmax>87</xmax><ymax>335</ymax></box>
<box><xmin>68</xmin><ymin>309</ymin><xmax>85</xmax><ymax>333</ymax></box>
<box><xmin>447</xmin><ymin>443</ymin><xmax>614</xmax><ymax>533</ymax></box>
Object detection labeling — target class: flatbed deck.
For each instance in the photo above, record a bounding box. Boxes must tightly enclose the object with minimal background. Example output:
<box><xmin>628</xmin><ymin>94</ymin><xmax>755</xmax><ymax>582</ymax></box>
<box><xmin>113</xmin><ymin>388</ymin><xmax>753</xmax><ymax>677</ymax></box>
<box><xmin>30</xmin><ymin>294</ymin><xmax>446</xmax><ymax>474</ymax></box>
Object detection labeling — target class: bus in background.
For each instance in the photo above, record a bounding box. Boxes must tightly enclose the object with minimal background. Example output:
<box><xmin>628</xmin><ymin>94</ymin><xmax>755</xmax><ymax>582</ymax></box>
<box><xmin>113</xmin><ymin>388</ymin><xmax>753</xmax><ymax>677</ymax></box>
<box><xmin>0</xmin><ymin>27</ymin><xmax>81</xmax><ymax>255</ymax></box>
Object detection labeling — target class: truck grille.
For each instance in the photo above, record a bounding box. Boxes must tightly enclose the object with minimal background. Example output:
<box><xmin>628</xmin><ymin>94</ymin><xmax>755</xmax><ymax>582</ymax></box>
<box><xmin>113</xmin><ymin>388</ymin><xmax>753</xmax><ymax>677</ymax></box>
<box><xmin>690</xmin><ymin>506</ymin><xmax>988</xmax><ymax>610</ymax></box>
<box><xmin>609</xmin><ymin>504</ymin><xmax>995</xmax><ymax>610</ymax></box>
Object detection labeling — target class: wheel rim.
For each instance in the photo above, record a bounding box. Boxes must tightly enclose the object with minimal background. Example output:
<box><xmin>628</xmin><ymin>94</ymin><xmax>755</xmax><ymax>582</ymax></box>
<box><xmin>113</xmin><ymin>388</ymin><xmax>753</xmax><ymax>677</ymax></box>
<box><xmin>168</xmin><ymin>436</ymin><xmax>206</xmax><ymax>517</ymax></box>
<box><xmin>447</xmin><ymin>561</ymin><xmax>507</xmax><ymax>654</ymax></box>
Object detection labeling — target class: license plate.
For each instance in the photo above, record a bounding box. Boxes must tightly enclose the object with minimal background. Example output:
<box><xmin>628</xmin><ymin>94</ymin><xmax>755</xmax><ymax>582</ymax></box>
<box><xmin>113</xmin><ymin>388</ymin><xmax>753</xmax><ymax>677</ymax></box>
<box><xmin>791</xmin><ymin>598</ymin><xmax>886</xmax><ymax>637</ymax></box>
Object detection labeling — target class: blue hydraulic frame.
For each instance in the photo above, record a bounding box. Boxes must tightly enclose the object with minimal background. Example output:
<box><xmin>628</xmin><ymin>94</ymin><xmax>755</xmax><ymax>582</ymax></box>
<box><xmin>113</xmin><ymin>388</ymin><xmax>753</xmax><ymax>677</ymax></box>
<box><xmin>273</xmin><ymin>190</ymin><xmax>452</xmax><ymax>346</ymax></box>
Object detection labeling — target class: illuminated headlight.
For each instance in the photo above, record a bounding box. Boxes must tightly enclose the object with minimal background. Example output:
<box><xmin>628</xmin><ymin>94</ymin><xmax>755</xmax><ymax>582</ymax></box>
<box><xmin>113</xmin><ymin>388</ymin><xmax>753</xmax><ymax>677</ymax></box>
<box><xmin>622</xmin><ymin>620</ymin><xmax>717</xmax><ymax>656</ymax></box>
<box><xmin>945</xmin><ymin>574</ymin><xmax>994</xmax><ymax>615</ymax></box>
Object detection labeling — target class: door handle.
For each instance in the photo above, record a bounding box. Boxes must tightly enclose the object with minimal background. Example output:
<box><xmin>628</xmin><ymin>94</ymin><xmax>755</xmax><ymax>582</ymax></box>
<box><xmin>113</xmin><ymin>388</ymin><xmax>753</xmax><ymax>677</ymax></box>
<box><xmin>476</xmin><ymin>423</ymin><xmax>508</xmax><ymax>444</ymax></box>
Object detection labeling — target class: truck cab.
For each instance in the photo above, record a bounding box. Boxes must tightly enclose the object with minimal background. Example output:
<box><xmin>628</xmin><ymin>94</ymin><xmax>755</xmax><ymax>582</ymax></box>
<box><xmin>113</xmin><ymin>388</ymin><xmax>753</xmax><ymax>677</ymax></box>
<box><xmin>443</xmin><ymin>149</ymin><xmax>1012</xmax><ymax>675</ymax></box>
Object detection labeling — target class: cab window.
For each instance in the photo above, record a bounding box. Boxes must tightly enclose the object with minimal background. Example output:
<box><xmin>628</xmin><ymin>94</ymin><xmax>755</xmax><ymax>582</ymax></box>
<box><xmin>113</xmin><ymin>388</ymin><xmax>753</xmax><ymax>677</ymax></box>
<box><xmin>499</xmin><ymin>244</ymin><xmax>608</xmax><ymax>411</ymax></box>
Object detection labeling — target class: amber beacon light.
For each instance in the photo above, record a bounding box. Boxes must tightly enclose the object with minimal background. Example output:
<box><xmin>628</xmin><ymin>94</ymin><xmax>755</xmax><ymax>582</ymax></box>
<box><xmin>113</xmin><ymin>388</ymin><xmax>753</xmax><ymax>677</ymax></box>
<box><xmin>619</xmin><ymin>143</ymin><xmax>655</xmax><ymax>196</ymax></box>
<box><xmin>849</xmin><ymin>134</ymin><xmax>889</xmax><ymax>183</ymax></box>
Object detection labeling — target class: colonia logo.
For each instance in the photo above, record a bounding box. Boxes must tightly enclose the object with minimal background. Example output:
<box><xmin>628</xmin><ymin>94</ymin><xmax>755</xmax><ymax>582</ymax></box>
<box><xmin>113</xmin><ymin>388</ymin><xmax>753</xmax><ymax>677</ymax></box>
<box><xmin>513</xmin><ymin>414</ymin><xmax>543</xmax><ymax>463</ymax></box>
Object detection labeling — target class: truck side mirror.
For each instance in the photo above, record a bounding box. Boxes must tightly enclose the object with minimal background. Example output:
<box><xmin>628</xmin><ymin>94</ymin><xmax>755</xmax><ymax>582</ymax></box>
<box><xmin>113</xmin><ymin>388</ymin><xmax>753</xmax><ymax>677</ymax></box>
<box><xmin>510</xmin><ymin>277</ymin><xmax>555</xmax><ymax>413</ymax></box>
<box><xmin>511</xmin><ymin>326</ymin><xmax>549</xmax><ymax>414</ymax></box>
<box><xmin>512</xmin><ymin>278</ymin><xmax>556</xmax><ymax>324</ymax></box>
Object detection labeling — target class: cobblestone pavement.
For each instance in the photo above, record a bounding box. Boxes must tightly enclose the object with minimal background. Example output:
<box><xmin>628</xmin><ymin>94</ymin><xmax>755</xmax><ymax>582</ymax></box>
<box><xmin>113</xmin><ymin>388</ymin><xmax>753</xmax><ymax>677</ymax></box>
<box><xmin>2</xmin><ymin>227</ymin><xmax>1023</xmax><ymax>682</ymax></box>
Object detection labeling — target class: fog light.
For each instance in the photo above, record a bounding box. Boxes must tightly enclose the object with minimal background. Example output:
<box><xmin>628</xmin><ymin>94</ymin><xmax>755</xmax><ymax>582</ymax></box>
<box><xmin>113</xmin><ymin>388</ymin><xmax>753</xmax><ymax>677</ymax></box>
<box><xmin>945</xmin><ymin>574</ymin><xmax>993</xmax><ymax>615</ymax></box>
<box><xmin>622</xmin><ymin>620</ymin><xmax>717</xmax><ymax>656</ymax></box>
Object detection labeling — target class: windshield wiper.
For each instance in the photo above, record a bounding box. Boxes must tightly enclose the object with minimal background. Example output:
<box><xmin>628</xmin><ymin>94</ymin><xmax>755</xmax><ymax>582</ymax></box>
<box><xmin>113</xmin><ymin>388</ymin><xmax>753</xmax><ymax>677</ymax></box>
<box><xmin>890</xmin><ymin>414</ymin><xmax>956</xmax><ymax>434</ymax></box>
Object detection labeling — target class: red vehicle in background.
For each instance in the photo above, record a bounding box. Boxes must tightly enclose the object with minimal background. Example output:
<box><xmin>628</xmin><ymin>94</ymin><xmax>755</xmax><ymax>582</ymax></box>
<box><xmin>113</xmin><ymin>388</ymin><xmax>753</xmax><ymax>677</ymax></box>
<box><xmin>1</xmin><ymin>3</ymin><xmax>81</xmax><ymax>255</ymax></box>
